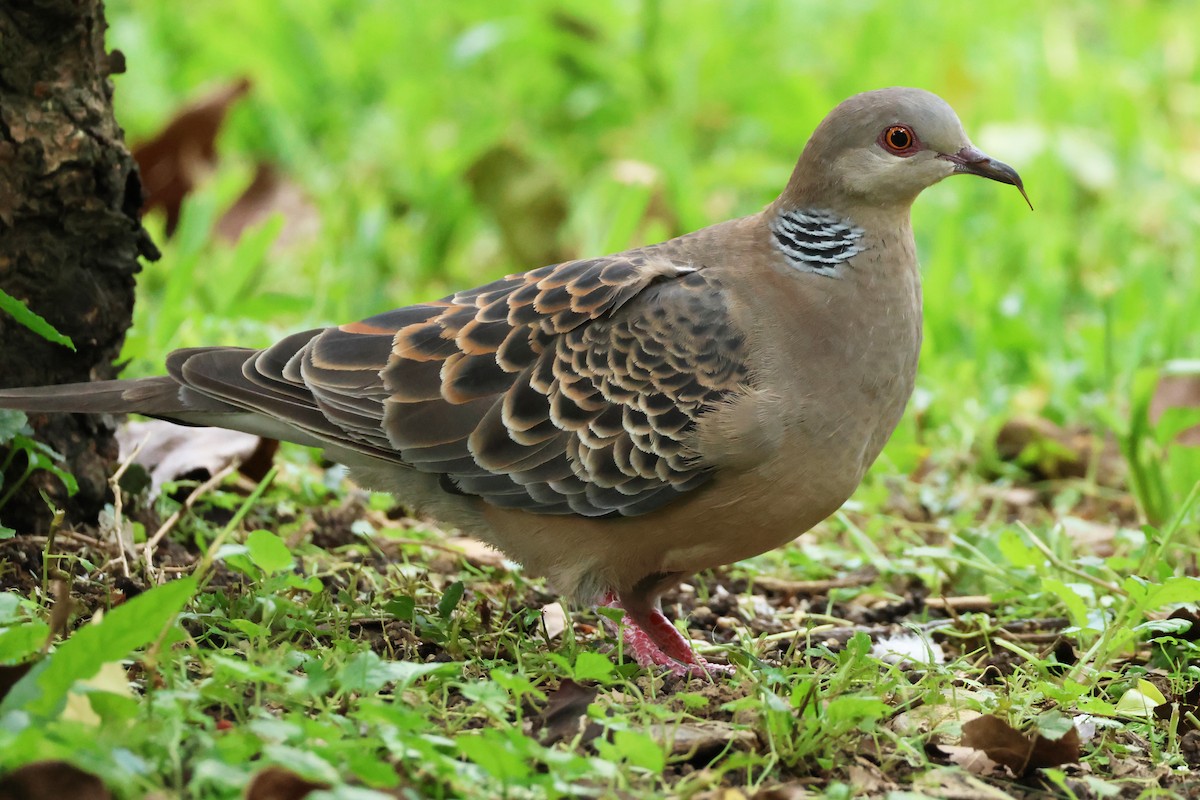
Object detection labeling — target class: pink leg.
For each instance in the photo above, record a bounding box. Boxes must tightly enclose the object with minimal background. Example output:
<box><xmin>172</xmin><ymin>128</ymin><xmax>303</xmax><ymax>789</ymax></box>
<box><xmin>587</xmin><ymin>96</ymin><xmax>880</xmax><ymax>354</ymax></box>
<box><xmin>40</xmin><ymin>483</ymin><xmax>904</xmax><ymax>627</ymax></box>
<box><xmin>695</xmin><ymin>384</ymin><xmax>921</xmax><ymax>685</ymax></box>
<box><xmin>602</xmin><ymin>590</ymin><xmax>732</xmax><ymax>677</ymax></box>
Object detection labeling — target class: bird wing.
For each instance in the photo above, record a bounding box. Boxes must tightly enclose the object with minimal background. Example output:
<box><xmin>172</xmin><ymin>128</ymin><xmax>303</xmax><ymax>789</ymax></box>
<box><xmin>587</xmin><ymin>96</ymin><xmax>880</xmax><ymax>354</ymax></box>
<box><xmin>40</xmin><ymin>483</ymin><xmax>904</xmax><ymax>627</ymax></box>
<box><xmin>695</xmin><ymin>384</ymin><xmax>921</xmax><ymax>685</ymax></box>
<box><xmin>163</xmin><ymin>252</ymin><xmax>752</xmax><ymax>517</ymax></box>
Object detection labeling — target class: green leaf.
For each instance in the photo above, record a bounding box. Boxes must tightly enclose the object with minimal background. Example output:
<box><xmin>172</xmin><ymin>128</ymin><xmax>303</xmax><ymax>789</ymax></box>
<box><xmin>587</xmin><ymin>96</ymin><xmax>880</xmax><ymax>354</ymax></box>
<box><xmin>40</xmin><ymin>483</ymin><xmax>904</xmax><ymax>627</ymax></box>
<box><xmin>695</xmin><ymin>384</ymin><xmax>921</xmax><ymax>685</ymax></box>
<box><xmin>1115</xmin><ymin>679</ymin><xmax>1166</xmax><ymax>716</ymax></box>
<box><xmin>437</xmin><ymin>580</ymin><xmax>464</xmax><ymax>621</ymax></box>
<box><xmin>1035</xmin><ymin>710</ymin><xmax>1076</xmax><ymax>741</ymax></box>
<box><xmin>1153</xmin><ymin>407</ymin><xmax>1200</xmax><ymax>446</ymax></box>
<box><xmin>245</xmin><ymin>530</ymin><xmax>294</xmax><ymax>574</ymax></box>
<box><xmin>7</xmin><ymin>435</ymin><xmax>79</xmax><ymax>496</ymax></box>
<box><xmin>608</xmin><ymin>729</ymin><xmax>665</xmax><ymax>773</ymax></box>
<box><xmin>0</xmin><ymin>621</ymin><xmax>49</xmax><ymax>664</ymax></box>
<box><xmin>1042</xmin><ymin>578</ymin><xmax>1092</xmax><ymax>630</ymax></box>
<box><xmin>1139</xmin><ymin>577</ymin><xmax>1200</xmax><ymax>610</ymax></box>
<box><xmin>455</xmin><ymin>729</ymin><xmax>532</xmax><ymax>782</ymax></box>
<box><xmin>824</xmin><ymin>696</ymin><xmax>890</xmax><ymax>731</ymax></box>
<box><xmin>0</xmin><ymin>576</ymin><xmax>196</xmax><ymax>720</ymax></box>
<box><xmin>0</xmin><ymin>288</ymin><xmax>75</xmax><ymax>350</ymax></box>
<box><xmin>0</xmin><ymin>410</ymin><xmax>29</xmax><ymax>444</ymax></box>
<box><xmin>383</xmin><ymin>596</ymin><xmax>415</xmax><ymax>621</ymax></box>
<box><xmin>572</xmin><ymin>651</ymin><xmax>615</xmax><ymax>682</ymax></box>
<box><xmin>338</xmin><ymin>650</ymin><xmax>458</xmax><ymax>694</ymax></box>
<box><xmin>998</xmin><ymin>528</ymin><xmax>1043</xmax><ymax>568</ymax></box>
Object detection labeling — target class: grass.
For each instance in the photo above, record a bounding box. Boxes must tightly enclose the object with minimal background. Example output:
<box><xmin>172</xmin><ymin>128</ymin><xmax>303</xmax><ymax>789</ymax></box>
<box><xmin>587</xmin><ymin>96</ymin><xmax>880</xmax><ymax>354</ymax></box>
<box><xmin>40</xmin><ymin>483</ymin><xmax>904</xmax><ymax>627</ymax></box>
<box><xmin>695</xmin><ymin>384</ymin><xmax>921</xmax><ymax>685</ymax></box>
<box><xmin>3</xmin><ymin>1</ymin><xmax>1200</xmax><ymax>797</ymax></box>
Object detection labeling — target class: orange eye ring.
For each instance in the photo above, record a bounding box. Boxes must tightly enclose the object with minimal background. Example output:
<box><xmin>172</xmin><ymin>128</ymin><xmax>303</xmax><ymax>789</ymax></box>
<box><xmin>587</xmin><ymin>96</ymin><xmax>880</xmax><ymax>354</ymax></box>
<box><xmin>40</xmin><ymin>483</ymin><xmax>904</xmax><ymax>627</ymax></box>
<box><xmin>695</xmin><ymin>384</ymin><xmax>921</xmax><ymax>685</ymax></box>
<box><xmin>880</xmin><ymin>125</ymin><xmax>919</xmax><ymax>155</ymax></box>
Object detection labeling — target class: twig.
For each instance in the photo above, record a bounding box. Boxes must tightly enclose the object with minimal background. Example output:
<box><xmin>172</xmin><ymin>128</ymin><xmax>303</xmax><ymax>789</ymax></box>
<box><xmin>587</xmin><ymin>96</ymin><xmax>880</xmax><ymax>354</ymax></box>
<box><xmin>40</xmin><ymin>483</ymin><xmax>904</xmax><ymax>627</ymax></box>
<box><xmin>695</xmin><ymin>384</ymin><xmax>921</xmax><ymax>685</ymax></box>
<box><xmin>925</xmin><ymin>595</ymin><xmax>996</xmax><ymax>612</ymax></box>
<box><xmin>107</xmin><ymin>432</ymin><xmax>149</xmax><ymax>578</ymax></box>
<box><xmin>1017</xmin><ymin>521</ymin><xmax>1124</xmax><ymax>596</ymax></box>
<box><xmin>751</xmin><ymin>573</ymin><xmax>877</xmax><ymax>595</ymax></box>
<box><xmin>142</xmin><ymin>462</ymin><xmax>240</xmax><ymax>578</ymax></box>
<box><xmin>24</xmin><ymin>529</ymin><xmax>109</xmax><ymax>549</ymax></box>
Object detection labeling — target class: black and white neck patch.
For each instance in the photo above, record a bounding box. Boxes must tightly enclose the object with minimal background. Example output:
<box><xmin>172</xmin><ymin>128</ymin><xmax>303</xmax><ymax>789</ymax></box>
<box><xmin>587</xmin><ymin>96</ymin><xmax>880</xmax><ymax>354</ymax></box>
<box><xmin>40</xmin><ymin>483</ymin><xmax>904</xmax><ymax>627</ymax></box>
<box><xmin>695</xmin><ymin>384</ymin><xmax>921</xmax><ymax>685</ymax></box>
<box><xmin>769</xmin><ymin>209</ymin><xmax>865</xmax><ymax>277</ymax></box>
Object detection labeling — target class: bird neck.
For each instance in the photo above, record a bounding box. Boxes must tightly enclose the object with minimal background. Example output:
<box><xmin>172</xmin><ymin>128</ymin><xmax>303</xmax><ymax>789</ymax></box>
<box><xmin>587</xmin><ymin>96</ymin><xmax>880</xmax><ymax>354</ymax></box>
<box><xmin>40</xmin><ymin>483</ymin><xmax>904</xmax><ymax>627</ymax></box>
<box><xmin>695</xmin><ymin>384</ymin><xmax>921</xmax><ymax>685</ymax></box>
<box><xmin>770</xmin><ymin>149</ymin><xmax>916</xmax><ymax>234</ymax></box>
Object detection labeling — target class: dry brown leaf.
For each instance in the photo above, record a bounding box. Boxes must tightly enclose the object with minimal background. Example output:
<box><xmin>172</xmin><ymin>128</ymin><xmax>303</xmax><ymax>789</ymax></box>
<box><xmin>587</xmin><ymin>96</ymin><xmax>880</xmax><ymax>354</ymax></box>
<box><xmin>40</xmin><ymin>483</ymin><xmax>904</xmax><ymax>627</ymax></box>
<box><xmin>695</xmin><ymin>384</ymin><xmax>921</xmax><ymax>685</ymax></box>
<box><xmin>531</xmin><ymin>679</ymin><xmax>600</xmax><ymax>746</ymax></box>
<box><xmin>133</xmin><ymin>78</ymin><xmax>252</xmax><ymax>236</ymax></box>
<box><xmin>0</xmin><ymin>761</ymin><xmax>112</xmax><ymax>800</ymax></box>
<box><xmin>214</xmin><ymin>162</ymin><xmax>321</xmax><ymax>250</ymax></box>
<box><xmin>915</xmin><ymin>768</ymin><xmax>1021</xmax><ymax>799</ymax></box>
<box><xmin>939</xmin><ymin>743</ymin><xmax>1008</xmax><ymax>777</ymax></box>
<box><xmin>846</xmin><ymin>762</ymin><xmax>891</xmax><ymax>795</ymax></box>
<box><xmin>995</xmin><ymin>416</ymin><xmax>1124</xmax><ymax>486</ymax></box>
<box><xmin>958</xmin><ymin>714</ymin><xmax>1080</xmax><ymax>777</ymax></box>
<box><xmin>649</xmin><ymin>721</ymin><xmax>757</xmax><ymax>763</ymax></box>
<box><xmin>1150</xmin><ymin>372</ymin><xmax>1200</xmax><ymax>445</ymax></box>
<box><xmin>243</xmin><ymin>766</ymin><xmax>329</xmax><ymax>800</ymax></box>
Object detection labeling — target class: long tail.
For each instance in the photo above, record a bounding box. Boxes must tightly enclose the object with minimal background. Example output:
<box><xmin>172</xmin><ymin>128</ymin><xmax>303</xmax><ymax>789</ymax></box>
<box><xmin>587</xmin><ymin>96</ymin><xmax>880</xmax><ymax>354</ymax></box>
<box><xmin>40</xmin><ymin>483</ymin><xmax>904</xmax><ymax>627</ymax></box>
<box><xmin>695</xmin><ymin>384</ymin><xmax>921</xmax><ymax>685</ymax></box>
<box><xmin>0</xmin><ymin>376</ymin><xmax>206</xmax><ymax>418</ymax></box>
<box><xmin>0</xmin><ymin>337</ymin><xmax>367</xmax><ymax>455</ymax></box>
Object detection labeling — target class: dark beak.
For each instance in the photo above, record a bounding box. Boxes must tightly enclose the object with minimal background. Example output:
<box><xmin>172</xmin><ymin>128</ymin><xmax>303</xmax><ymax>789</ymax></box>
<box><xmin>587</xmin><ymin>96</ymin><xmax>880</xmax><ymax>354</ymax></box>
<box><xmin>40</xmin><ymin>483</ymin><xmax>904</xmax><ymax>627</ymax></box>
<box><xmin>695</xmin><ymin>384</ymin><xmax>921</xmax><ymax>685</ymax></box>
<box><xmin>940</xmin><ymin>145</ymin><xmax>1032</xmax><ymax>209</ymax></box>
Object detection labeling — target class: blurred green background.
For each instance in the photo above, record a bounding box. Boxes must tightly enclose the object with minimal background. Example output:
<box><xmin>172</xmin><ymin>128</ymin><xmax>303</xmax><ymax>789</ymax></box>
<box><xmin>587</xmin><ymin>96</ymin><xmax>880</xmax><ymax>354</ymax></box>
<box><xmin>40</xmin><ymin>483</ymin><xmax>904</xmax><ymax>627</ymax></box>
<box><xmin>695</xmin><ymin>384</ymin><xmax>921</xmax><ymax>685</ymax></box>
<box><xmin>105</xmin><ymin>0</ymin><xmax>1200</xmax><ymax>487</ymax></box>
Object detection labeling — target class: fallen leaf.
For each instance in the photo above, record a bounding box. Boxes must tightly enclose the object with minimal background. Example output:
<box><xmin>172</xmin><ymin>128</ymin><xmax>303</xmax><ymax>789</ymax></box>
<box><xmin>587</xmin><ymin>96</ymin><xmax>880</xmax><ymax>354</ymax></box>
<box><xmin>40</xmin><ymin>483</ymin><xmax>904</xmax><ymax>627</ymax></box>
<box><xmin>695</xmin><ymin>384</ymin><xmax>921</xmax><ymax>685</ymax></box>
<box><xmin>244</xmin><ymin>766</ymin><xmax>329</xmax><ymax>800</ymax></box>
<box><xmin>916</xmin><ymin>766</ymin><xmax>1021</xmax><ymax>799</ymax></box>
<box><xmin>1115</xmin><ymin>679</ymin><xmax>1166</xmax><ymax>717</ymax></box>
<box><xmin>117</xmin><ymin>419</ymin><xmax>267</xmax><ymax>498</ymax></box>
<box><xmin>995</xmin><ymin>417</ymin><xmax>1124</xmax><ymax>486</ymax></box>
<box><xmin>62</xmin><ymin>661</ymin><xmax>135</xmax><ymax>726</ymax></box>
<box><xmin>846</xmin><ymin>762</ymin><xmax>892</xmax><ymax>795</ymax></box>
<box><xmin>540</xmin><ymin>602</ymin><xmax>567</xmax><ymax>640</ymax></box>
<box><xmin>649</xmin><ymin>721</ymin><xmax>757</xmax><ymax>764</ymax></box>
<box><xmin>531</xmin><ymin>679</ymin><xmax>600</xmax><ymax>746</ymax></box>
<box><xmin>870</xmin><ymin>631</ymin><xmax>945</xmax><ymax>666</ymax></box>
<box><xmin>213</xmin><ymin>162</ymin><xmax>321</xmax><ymax>250</ymax></box>
<box><xmin>939</xmin><ymin>743</ymin><xmax>1008</xmax><ymax>777</ymax></box>
<box><xmin>957</xmin><ymin>714</ymin><xmax>1081</xmax><ymax>776</ymax></box>
<box><xmin>0</xmin><ymin>761</ymin><xmax>111</xmax><ymax>800</ymax></box>
<box><xmin>1150</xmin><ymin>370</ymin><xmax>1200</xmax><ymax>446</ymax></box>
<box><xmin>891</xmin><ymin>703</ymin><xmax>982</xmax><ymax>738</ymax></box>
<box><xmin>133</xmin><ymin>78</ymin><xmax>252</xmax><ymax>236</ymax></box>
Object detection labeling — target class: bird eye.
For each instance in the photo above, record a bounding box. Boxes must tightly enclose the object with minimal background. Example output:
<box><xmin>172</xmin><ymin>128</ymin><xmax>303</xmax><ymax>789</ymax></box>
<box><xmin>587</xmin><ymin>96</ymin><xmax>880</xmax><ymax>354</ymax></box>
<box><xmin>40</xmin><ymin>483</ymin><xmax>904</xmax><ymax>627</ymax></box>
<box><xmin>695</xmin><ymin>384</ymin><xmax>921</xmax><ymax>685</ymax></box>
<box><xmin>880</xmin><ymin>125</ymin><xmax>918</xmax><ymax>155</ymax></box>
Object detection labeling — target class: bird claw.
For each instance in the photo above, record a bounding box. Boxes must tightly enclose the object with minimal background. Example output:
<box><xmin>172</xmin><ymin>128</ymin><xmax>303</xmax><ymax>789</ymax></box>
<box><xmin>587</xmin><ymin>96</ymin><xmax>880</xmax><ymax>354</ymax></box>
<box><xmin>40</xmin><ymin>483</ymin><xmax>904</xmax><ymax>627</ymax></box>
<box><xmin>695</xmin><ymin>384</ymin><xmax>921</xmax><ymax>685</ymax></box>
<box><xmin>602</xmin><ymin>594</ymin><xmax>733</xmax><ymax>678</ymax></box>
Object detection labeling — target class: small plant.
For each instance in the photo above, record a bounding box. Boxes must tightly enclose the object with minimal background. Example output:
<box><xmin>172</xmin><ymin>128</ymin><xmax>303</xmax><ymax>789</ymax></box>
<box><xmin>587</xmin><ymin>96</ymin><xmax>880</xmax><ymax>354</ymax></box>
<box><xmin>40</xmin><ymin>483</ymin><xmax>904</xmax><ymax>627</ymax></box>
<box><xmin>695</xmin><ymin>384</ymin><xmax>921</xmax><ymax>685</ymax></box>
<box><xmin>0</xmin><ymin>410</ymin><xmax>78</xmax><ymax>535</ymax></box>
<box><xmin>1103</xmin><ymin>363</ymin><xmax>1200</xmax><ymax>528</ymax></box>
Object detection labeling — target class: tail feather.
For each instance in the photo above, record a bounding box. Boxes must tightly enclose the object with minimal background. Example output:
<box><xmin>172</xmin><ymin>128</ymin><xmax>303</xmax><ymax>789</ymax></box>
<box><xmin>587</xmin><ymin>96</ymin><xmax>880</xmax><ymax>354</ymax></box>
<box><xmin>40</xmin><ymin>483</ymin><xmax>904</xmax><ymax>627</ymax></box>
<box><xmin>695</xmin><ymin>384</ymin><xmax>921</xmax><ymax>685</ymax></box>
<box><xmin>0</xmin><ymin>339</ymin><xmax>395</xmax><ymax>462</ymax></box>
<box><xmin>0</xmin><ymin>376</ymin><xmax>232</xmax><ymax>417</ymax></box>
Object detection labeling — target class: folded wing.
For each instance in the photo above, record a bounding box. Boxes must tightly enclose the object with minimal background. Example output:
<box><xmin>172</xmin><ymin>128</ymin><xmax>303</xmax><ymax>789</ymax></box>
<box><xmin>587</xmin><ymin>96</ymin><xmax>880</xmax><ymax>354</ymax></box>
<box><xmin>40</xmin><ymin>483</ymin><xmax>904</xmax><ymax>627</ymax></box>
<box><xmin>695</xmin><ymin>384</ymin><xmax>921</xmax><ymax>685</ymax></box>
<box><xmin>1</xmin><ymin>253</ymin><xmax>751</xmax><ymax>518</ymax></box>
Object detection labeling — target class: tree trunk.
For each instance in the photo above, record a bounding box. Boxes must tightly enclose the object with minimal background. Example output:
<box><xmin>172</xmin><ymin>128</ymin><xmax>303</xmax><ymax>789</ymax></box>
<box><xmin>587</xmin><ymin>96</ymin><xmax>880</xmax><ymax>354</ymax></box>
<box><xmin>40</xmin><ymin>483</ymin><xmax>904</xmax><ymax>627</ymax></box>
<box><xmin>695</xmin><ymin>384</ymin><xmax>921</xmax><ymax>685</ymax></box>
<box><xmin>0</xmin><ymin>0</ymin><xmax>158</xmax><ymax>532</ymax></box>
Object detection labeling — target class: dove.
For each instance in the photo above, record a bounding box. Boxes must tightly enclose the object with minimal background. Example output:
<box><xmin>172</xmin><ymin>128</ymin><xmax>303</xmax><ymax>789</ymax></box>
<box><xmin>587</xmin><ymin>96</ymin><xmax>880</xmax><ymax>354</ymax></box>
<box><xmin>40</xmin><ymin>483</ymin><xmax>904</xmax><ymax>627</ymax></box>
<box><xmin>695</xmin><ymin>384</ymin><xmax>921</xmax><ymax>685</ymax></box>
<box><xmin>0</xmin><ymin>87</ymin><xmax>1027</xmax><ymax>674</ymax></box>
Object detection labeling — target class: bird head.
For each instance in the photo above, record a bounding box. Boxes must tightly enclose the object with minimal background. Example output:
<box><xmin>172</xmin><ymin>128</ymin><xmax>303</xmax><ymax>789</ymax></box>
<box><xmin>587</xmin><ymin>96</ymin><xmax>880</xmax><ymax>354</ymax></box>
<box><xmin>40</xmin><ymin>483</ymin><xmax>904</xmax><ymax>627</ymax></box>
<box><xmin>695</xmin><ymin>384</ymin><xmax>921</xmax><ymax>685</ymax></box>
<box><xmin>788</xmin><ymin>87</ymin><xmax>1030</xmax><ymax>211</ymax></box>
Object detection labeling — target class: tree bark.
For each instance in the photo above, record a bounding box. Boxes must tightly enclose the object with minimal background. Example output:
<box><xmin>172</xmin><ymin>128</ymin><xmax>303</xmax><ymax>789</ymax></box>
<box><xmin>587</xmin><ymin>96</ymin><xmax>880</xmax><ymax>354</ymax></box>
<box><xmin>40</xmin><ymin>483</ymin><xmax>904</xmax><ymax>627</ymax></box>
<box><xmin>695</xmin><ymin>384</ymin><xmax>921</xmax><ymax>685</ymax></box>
<box><xmin>0</xmin><ymin>0</ymin><xmax>158</xmax><ymax>532</ymax></box>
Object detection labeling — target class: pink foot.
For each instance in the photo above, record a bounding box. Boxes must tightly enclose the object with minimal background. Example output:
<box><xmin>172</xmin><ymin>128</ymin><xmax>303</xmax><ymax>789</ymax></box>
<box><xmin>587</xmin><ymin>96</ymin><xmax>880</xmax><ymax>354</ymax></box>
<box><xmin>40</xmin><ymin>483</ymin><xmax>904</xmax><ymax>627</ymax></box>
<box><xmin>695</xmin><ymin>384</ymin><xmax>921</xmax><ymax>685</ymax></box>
<box><xmin>602</xmin><ymin>592</ymin><xmax>732</xmax><ymax>677</ymax></box>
